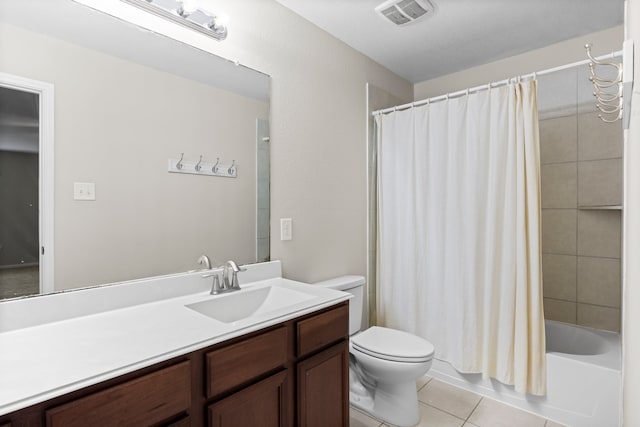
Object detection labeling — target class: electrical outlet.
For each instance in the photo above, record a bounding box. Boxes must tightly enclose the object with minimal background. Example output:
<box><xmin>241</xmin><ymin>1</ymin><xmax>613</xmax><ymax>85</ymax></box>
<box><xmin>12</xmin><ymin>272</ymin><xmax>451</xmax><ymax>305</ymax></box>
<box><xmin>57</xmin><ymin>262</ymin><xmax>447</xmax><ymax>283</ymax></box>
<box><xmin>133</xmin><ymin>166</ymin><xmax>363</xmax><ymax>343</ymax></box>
<box><xmin>280</xmin><ymin>218</ymin><xmax>292</xmax><ymax>241</ymax></box>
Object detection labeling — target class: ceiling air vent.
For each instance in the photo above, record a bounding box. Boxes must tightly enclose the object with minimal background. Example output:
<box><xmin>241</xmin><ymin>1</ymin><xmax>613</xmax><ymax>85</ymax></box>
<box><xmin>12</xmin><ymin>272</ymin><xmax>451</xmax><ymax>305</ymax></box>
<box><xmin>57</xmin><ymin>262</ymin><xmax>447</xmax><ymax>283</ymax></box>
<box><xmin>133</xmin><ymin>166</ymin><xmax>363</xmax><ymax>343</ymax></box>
<box><xmin>375</xmin><ymin>0</ymin><xmax>435</xmax><ymax>26</ymax></box>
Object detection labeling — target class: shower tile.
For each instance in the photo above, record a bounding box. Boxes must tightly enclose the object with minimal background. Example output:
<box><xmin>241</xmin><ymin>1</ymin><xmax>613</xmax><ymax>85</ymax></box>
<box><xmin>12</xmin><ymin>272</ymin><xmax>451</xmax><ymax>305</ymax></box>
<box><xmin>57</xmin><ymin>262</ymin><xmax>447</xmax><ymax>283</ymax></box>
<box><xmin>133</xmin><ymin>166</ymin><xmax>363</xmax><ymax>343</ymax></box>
<box><xmin>542</xmin><ymin>254</ymin><xmax>576</xmax><ymax>301</ymax></box>
<box><xmin>418</xmin><ymin>379</ymin><xmax>481</xmax><ymax>420</ymax></box>
<box><xmin>577</xmin><ymin>304</ymin><xmax>620</xmax><ymax>332</ymax></box>
<box><xmin>577</xmin><ymin>210</ymin><xmax>621</xmax><ymax>258</ymax></box>
<box><xmin>541</xmin><ymin>209</ymin><xmax>577</xmax><ymax>255</ymax></box>
<box><xmin>544</xmin><ymin>298</ymin><xmax>576</xmax><ymax>324</ymax></box>
<box><xmin>539</xmin><ymin>116</ymin><xmax>578</xmax><ymax>164</ymax></box>
<box><xmin>468</xmin><ymin>397</ymin><xmax>546</xmax><ymax>427</ymax></box>
<box><xmin>577</xmin><ymin>256</ymin><xmax>621</xmax><ymax>308</ymax></box>
<box><xmin>578</xmin><ymin>159</ymin><xmax>623</xmax><ymax>207</ymax></box>
<box><xmin>541</xmin><ymin>163</ymin><xmax>577</xmax><ymax>208</ymax></box>
<box><xmin>577</xmin><ymin>112</ymin><xmax>623</xmax><ymax>161</ymax></box>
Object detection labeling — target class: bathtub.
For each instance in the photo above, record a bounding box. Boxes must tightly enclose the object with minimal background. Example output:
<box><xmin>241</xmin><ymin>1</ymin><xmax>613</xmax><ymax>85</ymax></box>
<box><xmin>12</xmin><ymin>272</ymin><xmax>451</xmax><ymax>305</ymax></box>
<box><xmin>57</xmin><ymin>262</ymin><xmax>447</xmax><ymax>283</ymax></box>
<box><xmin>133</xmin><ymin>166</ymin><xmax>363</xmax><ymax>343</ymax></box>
<box><xmin>428</xmin><ymin>320</ymin><xmax>621</xmax><ymax>426</ymax></box>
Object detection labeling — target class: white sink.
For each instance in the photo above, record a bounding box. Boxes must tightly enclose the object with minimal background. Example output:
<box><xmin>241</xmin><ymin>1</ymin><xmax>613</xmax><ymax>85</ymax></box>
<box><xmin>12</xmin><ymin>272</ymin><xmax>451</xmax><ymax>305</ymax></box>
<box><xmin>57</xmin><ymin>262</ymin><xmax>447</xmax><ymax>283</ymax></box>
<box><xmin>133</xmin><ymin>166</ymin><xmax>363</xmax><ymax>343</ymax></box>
<box><xmin>185</xmin><ymin>284</ymin><xmax>316</xmax><ymax>323</ymax></box>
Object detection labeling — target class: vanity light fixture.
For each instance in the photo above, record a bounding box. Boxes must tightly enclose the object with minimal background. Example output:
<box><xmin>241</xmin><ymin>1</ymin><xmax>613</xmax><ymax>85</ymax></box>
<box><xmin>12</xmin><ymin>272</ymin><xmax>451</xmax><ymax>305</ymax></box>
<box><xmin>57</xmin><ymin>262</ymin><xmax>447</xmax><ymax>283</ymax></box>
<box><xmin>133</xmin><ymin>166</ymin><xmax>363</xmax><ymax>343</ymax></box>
<box><xmin>121</xmin><ymin>0</ymin><xmax>228</xmax><ymax>41</ymax></box>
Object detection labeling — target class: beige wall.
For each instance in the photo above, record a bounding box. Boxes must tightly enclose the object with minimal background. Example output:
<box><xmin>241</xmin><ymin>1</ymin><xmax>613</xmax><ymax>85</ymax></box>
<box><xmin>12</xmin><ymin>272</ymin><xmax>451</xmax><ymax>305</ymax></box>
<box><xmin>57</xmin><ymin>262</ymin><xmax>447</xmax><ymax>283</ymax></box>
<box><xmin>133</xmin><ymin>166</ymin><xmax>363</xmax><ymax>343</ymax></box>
<box><xmin>414</xmin><ymin>26</ymin><xmax>624</xmax><ymax>100</ymax></box>
<box><xmin>171</xmin><ymin>0</ymin><xmax>413</xmax><ymax>282</ymax></box>
<box><xmin>623</xmin><ymin>0</ymin><xmax>640</xmax><ymax>425</ymax></box>
<box><xmin>67</xmin><ymin>0</ymin><xmax>413</xmax><ymax>285</ymax></box>
<box><xmin>0</xmin><ymin>23</ymin><xmax>268</xmax><ymax>289</ymax></box>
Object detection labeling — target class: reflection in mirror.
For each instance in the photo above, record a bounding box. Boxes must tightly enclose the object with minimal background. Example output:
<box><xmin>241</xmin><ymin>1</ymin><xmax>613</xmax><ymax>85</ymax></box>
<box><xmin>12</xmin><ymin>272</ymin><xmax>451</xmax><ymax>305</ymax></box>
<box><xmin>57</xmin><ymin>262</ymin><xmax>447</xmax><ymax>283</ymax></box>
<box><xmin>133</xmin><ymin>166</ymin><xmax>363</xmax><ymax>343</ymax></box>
<box><xmin>0</xmin><ymin>0</ymin><xmax>270</xmax><ymax>300</ymax></box>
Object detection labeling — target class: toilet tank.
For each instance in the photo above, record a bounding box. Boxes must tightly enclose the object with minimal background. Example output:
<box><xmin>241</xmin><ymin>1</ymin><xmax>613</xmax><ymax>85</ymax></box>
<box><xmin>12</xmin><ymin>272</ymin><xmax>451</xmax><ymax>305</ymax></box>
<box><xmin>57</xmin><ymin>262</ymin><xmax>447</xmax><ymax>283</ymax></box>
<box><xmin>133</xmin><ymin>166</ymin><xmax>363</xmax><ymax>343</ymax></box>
<box><xmin>314</xmin><ymin>275</ymin><xmax>365</xmax><ymax>335</ymax></box>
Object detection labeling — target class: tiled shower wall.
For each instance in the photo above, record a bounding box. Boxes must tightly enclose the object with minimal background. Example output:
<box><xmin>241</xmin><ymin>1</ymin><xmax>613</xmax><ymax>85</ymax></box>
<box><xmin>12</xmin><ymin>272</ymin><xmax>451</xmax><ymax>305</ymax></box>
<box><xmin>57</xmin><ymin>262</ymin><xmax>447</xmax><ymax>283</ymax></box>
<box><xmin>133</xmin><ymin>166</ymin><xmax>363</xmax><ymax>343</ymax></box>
<box><xmin>539</xmin><ymin>67</ymin><xmax>623</xmax><ymax>332</ymax></box>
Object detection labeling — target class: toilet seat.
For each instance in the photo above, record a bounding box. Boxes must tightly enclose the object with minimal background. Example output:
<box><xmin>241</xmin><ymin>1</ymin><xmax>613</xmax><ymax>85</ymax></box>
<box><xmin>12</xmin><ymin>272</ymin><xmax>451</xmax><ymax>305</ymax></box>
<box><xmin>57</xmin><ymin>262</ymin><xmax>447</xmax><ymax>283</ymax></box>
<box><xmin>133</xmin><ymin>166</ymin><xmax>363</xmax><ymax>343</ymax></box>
<box><xmin>351</xmin><ymin>326</ymin><xmax>435</xmax><ymax>363</ymax></box>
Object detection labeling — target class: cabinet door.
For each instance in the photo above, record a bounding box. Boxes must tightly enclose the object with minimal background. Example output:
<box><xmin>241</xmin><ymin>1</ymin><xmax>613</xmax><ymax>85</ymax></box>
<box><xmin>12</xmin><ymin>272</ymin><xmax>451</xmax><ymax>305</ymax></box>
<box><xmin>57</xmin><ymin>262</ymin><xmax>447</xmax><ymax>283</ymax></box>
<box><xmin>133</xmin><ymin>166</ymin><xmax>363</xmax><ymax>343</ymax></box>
<box><xmin>297</xmin><ymin>340</ymin><xmax>349</xmax><ymax>427</ymax></box>
<box><xmin>208</xmin><ymin>370</ymin><xmax>288</xmax><ymax>427</ymax></box>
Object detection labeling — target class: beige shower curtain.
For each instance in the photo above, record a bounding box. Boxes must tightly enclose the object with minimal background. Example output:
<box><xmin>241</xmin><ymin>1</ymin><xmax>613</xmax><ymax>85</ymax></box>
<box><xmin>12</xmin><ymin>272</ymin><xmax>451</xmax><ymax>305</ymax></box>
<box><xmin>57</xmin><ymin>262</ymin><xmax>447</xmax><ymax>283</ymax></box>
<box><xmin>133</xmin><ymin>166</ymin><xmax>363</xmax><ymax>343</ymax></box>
<box><xmin>376</xmin><ymin>81</ymin><xmax>546</xmax><ymax>395</ymax></box>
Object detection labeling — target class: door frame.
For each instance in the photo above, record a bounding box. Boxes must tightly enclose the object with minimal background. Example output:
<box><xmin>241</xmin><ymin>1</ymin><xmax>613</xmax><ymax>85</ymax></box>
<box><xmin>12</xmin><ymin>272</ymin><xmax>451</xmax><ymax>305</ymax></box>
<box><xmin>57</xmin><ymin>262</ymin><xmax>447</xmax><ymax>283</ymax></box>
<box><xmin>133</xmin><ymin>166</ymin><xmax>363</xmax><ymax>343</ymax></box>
<box><xmin>0</xmin><ymin>72</ymin><xmax>54</xmax><ymax>294</ymax></box>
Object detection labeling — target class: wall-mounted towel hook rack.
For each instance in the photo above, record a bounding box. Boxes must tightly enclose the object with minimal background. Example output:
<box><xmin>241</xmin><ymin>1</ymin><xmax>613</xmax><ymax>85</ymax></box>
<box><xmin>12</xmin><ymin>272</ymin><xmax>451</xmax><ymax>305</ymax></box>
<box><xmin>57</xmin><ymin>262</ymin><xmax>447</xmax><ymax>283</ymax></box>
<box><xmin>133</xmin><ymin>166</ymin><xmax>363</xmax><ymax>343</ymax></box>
<box><xmin>585</xmin><ymin>42</ymin><xmax>634</xmax><ymax>127</ymax></box>
<box><xmin>168</xmin><ymin>154</ymin><xmax>237</xmax><ymax>178</ymax></box>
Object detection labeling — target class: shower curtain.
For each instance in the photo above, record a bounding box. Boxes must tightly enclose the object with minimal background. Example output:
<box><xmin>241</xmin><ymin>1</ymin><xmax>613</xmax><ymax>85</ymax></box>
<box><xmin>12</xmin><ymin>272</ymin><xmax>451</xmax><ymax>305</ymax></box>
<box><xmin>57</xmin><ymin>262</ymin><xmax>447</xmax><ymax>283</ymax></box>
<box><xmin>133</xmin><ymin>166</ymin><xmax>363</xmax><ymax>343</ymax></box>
<box><xmin>376</xmin><ymin>81</ymin><xmax>546</xmax><ymax>395</ymax></box>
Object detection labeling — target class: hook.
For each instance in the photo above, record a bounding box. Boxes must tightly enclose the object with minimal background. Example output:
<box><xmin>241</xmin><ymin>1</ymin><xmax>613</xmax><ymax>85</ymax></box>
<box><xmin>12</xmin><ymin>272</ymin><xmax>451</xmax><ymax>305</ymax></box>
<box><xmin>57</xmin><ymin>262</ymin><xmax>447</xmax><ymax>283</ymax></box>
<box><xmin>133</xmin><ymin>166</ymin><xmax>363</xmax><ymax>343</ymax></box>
<box><xmin>195</xmin><ymin>155</ymin><xmax>203</xmax><ymax>172</ymax></box>
<box><xmin>176</xmin><ymin>152</ymin><xmax>184</xmax><ymax>170</ymax></box>
<box><xmin>212</xmin><ymin>157</ymin><xmax>220</xmax><ymax>173</ymax></box>
<box><xmin>228</xmin><ymin>160</ymin><xmax>235</xmax><ymax>175</ymax></box>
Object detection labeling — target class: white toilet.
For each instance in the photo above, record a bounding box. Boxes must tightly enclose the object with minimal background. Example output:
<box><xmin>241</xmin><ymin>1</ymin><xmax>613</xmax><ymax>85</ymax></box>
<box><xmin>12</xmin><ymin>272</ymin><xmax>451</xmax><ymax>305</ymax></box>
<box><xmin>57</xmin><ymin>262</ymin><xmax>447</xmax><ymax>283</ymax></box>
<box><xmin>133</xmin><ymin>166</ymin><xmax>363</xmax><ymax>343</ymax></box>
<box><xmin>316</xmin><ymin>276</ymin><xmax>435</xmax><ymax>427</ymax></box>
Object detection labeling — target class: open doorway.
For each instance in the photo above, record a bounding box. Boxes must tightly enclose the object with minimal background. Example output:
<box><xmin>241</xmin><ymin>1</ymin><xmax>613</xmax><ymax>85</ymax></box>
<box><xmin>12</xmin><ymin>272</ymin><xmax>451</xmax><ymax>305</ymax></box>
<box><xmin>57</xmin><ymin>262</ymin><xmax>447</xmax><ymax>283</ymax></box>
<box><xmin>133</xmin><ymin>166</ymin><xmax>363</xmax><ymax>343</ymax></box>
<box><xmin>0</xmin><ymin>86</ymin><xmax>39</xmax><ymax>298</ymax></box>
<box><xmin>0</xmin><ymin>73</ymin><xmax>54</xmax><ymax>299</ymax></box>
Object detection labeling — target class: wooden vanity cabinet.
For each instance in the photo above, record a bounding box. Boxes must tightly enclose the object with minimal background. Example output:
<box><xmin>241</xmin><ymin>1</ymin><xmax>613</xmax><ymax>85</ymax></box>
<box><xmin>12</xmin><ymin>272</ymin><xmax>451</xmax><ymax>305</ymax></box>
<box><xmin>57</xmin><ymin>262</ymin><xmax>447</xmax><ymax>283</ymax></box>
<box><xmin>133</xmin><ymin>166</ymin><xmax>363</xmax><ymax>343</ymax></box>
<box><xmin>296</xmin><ymin>304</ymin><xmax>350</xmax><ymax>427</ymax></box>
<box><xmin>0</xmin><ymin>302</ymin><xmax>349</xmax><ymax>427</ymax></box>
<box><xmin>208</xmin><ymin>370</ymin><xmax>289</xmax><ymax>427</ymax></box>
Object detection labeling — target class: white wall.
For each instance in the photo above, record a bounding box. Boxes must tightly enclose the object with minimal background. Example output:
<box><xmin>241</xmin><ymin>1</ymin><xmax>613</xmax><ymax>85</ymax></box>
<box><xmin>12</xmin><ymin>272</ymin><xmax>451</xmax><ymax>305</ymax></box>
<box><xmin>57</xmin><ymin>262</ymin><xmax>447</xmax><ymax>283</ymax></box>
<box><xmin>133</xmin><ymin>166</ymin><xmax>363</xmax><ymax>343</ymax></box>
<box><xmin>143</xmin><ymin>0</ymin><xmax>414</xmax><ymax>283</ymax></box>
<box><xmin>623</xmin><ymin>0</ymin><xmax>640</xmax><ymax>425</ymax></box>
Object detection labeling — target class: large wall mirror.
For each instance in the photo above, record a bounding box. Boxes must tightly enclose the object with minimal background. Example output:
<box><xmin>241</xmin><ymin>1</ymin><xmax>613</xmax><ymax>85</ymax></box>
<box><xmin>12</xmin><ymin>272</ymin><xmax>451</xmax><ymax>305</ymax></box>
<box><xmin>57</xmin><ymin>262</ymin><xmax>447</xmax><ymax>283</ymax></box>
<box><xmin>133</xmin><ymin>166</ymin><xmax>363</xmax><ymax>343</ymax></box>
<box><xmin>0</xmin><ymin>0</ymin><xmax>270</xmax><ymax>300</ymax></box>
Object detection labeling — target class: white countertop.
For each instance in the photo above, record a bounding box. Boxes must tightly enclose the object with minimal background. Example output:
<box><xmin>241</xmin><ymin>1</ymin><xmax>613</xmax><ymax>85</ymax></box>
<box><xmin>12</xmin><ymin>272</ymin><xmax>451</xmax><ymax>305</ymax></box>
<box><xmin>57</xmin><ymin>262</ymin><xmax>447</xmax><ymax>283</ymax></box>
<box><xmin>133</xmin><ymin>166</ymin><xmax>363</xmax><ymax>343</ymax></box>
<box><xmin>0</xmin><ymin>270</ymin><xmax>350</xmax><ymax>416</ymax></box>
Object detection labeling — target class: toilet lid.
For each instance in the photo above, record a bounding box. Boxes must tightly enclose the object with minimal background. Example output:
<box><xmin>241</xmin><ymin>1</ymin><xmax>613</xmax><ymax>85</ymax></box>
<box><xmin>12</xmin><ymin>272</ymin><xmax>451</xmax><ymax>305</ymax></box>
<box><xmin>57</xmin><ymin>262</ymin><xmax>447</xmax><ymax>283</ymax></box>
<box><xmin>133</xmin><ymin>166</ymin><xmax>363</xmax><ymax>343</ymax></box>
<box><xmin>351</xmin><ymin>326</ymin><xmax>435</xmax><ymax>363</ymax></box>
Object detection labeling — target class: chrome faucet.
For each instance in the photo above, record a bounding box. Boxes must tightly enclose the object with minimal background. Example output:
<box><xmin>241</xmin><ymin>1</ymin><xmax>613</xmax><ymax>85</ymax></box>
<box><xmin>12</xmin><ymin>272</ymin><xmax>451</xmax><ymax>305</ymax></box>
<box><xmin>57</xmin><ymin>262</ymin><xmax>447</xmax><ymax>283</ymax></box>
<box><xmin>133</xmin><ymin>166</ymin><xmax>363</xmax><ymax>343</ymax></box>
<box><xmin>198</xmin><ymin>255</ymin><xmax>224</xmax><ymax>295</ymax></box>
<box><xmin>200</xmin><ymin>258</ymin><xmax>246</xmax><ymax>295</ymax></box>
<box><xmin>197</xmin><ymin>254</ymin><xmax>211</xmax><ymax>270</ymax></box>
<box><xmin>222</xmin><ymin>260</ymin><xmax>246</xmax><ymax>292</ymax></box>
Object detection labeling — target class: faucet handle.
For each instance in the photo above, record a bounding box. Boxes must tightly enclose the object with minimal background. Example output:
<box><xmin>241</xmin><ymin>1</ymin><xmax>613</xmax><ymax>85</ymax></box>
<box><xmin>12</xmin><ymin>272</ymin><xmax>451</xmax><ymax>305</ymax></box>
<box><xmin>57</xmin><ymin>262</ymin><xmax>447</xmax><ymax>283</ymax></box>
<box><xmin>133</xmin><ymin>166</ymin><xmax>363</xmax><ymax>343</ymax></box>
<box><xmin>203</xmin><ymin>273</ymin><xmax>223</xmax><ymax>295</ymax></box>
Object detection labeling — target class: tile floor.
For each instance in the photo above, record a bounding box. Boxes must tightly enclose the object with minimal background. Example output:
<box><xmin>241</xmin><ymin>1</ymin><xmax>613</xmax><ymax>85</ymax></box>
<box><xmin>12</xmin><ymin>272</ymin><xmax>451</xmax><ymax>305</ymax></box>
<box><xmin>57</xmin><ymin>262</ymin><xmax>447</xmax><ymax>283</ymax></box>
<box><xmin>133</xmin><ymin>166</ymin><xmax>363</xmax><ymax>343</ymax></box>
<box><xmin>349</xmin><ymin>376</ymin><xmax>566</xmax><ymax>427</ymax></box>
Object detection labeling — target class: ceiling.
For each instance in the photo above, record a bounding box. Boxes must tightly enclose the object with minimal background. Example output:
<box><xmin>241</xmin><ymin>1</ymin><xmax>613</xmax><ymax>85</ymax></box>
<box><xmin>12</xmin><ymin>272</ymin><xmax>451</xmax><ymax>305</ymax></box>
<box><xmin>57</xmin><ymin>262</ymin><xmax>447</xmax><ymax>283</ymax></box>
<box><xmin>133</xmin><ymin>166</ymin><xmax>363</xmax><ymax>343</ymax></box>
<box><xmin>275</xmin><ymin>0</ymin><xmax>624</xmax><ymax>83</ymax></box>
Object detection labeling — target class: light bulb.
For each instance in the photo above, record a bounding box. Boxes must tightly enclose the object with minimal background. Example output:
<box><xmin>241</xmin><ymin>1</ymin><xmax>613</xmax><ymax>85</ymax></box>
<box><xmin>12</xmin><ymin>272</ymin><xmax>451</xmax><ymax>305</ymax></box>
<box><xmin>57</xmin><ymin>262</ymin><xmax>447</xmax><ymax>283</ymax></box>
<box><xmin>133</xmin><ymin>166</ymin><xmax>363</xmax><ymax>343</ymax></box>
<box><xmin>181</xmin><ymin>0</ymin><xmax>200</xmax><ymax>14</ymax></box>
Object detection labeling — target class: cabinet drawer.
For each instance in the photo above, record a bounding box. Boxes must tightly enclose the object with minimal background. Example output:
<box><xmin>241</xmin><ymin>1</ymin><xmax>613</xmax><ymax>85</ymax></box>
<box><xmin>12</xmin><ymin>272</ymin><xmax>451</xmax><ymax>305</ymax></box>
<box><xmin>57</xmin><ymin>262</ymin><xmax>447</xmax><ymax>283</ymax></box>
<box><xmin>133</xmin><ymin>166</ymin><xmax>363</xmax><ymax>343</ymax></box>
<box><xmin>45</xmin><ymin>361</ymin><xmax>191</xmax><ymax>427</ymax></box>
<box><xmin>206</xmin><ymin>326</ymin><xmax>288</xmax><ymax>399</ymax></box>
<box><xmin>208</xmin><ymin>370</ymin><xmax>288</xmax><ymax>427</ymax></box>
<box><xmin>296</xmin><ymin>304</ymin><xmax>349</xmax><ymax>358</ymax></box>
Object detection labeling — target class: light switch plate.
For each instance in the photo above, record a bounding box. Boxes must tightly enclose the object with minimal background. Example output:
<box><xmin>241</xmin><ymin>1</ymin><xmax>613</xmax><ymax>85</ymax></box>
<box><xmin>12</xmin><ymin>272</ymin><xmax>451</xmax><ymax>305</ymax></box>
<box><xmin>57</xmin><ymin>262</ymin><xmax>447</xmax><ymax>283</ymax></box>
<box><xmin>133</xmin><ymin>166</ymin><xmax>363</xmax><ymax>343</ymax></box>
<box><xmin>280</xmin><ymin>218</ymin><xmax>292</xmax><ymax>241</ymax></box>
<box><xmin>74</xmin><ymin>182</ymin><xmax>96</xmax><ymax>201</ymax></box>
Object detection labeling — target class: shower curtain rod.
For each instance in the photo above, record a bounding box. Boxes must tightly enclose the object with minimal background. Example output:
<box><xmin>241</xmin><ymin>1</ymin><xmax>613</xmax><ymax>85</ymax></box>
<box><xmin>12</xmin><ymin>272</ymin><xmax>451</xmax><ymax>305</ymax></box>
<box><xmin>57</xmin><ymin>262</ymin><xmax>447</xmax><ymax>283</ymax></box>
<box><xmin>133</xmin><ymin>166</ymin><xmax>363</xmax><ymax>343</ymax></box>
<box><xmin>372</xmin><ymin>49</ymin><xmax>623</xmax><ymax>116</ymax></box>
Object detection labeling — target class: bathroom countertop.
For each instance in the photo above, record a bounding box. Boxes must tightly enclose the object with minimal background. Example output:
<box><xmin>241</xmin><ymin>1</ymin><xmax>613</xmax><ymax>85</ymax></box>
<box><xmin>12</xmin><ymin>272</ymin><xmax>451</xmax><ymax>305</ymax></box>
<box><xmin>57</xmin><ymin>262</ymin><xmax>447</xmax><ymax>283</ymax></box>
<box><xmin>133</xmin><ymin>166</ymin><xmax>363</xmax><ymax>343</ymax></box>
<box><xmin>0</xmin><ymin>276</ymin><xmax>350</xmax><ymax>416</ymax></box>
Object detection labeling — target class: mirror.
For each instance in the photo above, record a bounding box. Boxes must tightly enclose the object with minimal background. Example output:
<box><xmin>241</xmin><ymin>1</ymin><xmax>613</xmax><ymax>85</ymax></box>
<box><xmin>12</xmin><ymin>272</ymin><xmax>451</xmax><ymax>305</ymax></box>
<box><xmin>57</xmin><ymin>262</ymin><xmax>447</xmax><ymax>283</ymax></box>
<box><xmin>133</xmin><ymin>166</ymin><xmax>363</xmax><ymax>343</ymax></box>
<box><xmin>0</xmin><ymin>0</ymin><xmax>270</xmax><ymax>299</ymax></box>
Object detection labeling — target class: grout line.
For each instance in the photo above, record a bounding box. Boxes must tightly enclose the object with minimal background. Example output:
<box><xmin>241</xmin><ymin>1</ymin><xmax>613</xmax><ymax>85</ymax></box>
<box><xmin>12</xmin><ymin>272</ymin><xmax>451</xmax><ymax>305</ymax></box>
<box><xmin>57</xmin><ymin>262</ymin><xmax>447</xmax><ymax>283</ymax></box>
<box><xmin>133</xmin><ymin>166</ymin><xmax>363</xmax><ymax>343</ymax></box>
<box><xmin>421</xmin><ymin>402</ymin><xmax>467</xmax><ymax>423</ymax></box>
<box><xmin>541</xmin><ymin>252</ymin><xmax>621</xmax><ymax>261</ymax></box>
<box><xmin>417</xmin><ymin>376</ymin><xmax>433</xmax><ymax>391</ymax></box>
<box><xmin>465</xmin><ymin>397</ymin><xmax>484</xmax><ymax>423</ymax></box>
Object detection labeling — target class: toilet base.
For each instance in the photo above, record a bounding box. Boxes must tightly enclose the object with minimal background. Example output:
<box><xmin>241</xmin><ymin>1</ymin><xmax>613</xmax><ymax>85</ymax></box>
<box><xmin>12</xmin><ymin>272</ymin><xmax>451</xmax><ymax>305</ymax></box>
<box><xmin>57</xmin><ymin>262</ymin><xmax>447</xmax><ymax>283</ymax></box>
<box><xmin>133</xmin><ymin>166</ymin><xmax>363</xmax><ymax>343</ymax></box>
<box><xmin>350</xmin><ymin>372</ymin><xmax>421</xmax><ymax>427</ymax></box>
